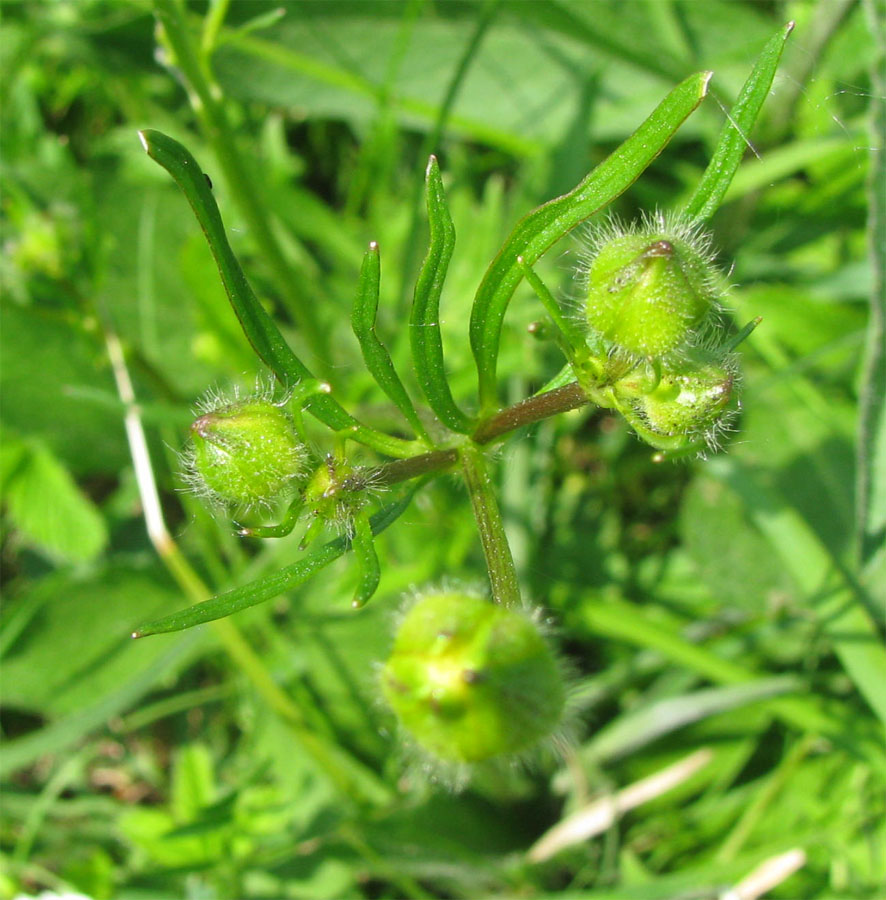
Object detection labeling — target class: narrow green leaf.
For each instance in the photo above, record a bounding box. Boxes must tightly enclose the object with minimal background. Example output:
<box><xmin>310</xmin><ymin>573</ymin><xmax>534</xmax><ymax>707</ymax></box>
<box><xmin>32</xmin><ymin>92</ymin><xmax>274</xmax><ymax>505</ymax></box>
<box><xmin>683</xmin><ymin>22</ymin><xmax>794</xmax><ymax>222</ymax></box>
<box><xmin>138</xmin><ymin>129</ymin><xmax>305</xmax><ymax>386</ymax></box>
<box><xmin>138</xmin><ymin>129</ymin><xmax>417</xmax><ymax>459</ymax></box>
<box><xmin>133</xmin><ymin>486</ymin><xmax>421</xmax><ymax>637</ymax></box>
<box><xmin>349</xmin><ymin>508</ymin><xmax>381</xmax><ymax>609</ymax></box>
<box><xmin>410</xmin><ymin>156</ymin><xmax>473</xmax><ymax>433</ymax></box>
<box><xmin>469</xmin><ymin>71</ymin><xmax>711</xmax><ymax>410</ymax></box>
<box><xmin>351</xmin><ymin>242</ymin><xmax>428</xmax><ymax>440</ymax></box>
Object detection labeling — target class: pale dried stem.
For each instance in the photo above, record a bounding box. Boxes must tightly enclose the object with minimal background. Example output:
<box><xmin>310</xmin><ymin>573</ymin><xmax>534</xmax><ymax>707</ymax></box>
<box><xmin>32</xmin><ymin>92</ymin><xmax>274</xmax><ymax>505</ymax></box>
<box><xmin>719</xmin><ymin>849</ymin><xmax>807</xmax><ymax>900</ymax></box>
<box><xmin>528</xmin><ymin>747</ymin><xmax>713</xmax><ymax>863</ymax></box>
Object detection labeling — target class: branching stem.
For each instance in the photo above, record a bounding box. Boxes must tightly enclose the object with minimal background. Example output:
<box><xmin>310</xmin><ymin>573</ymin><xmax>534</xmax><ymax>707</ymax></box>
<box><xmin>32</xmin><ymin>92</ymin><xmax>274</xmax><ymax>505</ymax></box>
<box><xmin>372</xmin><ymin>382</ymin><xmax>591</xmax><ymax>489</ymax></box>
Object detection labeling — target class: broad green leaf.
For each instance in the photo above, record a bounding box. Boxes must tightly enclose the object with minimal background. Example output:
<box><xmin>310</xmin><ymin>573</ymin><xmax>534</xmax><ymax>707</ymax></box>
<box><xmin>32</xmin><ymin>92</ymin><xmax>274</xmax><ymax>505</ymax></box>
<box><xmin>410</xmin><ymin>157</ymin><xmax>472</xmax><ymax>433</ymax></box>
<box><xmin>0</xmin><ymin>306</ymin><xmax>128</xmax><ymax>476</ymax></box>
<box><xmin>3</xmin><ymin>439</ymin><xmax>107</xmax><ymax>564</ymax></box>
<box><xmin>0</xmin><ymin>570</ymin><xmax>201</xmax><ymax>776</ymax></box>
<box><xmin>210</xmin><ymin>2</ymin><xmax>773</xmax><ymax>154</ymax></box>
<box><xmin>469</xmin><ymin>70</ymin><xmax>710</xmax><ymax>410</ymax></box>
<box><xmin>1</xmin><ymin>566</ymin><xmax>193</xmax><ymax>718</ymax></box>
<box><xmin>172</xmin><ymin>743</ymin><xmax>216</xmax><ymax>823</ymax></box>
<box><xmin>683</xmin><ymin>22</ymin><xmax>794</xmax><ymax>221</ymax></box>
<box><xmin>681</xmin><ymin>474</ymin><xmax>796</xmax><ymax>615</ymax></box>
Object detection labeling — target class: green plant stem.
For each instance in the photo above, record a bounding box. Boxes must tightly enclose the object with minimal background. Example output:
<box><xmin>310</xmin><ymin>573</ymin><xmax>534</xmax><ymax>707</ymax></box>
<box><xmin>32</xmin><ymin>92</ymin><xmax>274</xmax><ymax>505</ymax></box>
<box><xmin>152</xmin><ymin>0</ymin><xmax>326</xmax><ymax>359</ymax></box>
<box><xmin>374</xmin><ymin>449</ymin><xmax>460</xmax><ymax>486</ymax></box>
<box><xmin>460</xmin><ymin>444</ymin><xmax>521</xmax><ymax>607</ymax></box>
<box><xmin>471</xmin><ymin>381</ymin><xmax>589</xmax><ymax>444</ymax></box>
<box><xmin>373</xmin><ymin>382</ymin><xmax>591</xmax><ymax>487</ymax></box>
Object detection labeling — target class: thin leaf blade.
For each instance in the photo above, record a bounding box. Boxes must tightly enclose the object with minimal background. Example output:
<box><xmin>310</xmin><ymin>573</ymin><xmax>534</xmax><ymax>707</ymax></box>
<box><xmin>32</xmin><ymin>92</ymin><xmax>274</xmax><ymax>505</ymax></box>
<box><xmin>683</xmin><ymin>21</ymin><xmax>794</xmax><ymax>222</ymax></box>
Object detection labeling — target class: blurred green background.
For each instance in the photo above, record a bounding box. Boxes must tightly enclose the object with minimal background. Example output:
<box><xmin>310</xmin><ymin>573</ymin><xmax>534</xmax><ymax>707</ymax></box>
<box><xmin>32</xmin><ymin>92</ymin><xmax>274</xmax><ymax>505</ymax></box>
<box><xmin>1</xmin><ymin>1</ymin><xmax>883</xmax><ymax>898</ymax></box>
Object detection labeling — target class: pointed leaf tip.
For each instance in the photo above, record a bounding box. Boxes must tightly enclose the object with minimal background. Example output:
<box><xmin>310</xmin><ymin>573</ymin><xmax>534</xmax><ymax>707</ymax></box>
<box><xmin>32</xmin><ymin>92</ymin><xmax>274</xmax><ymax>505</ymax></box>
<box><xmin>138</xmin><ymin>130</ymin><xmax>149</xmax><ymax>152</ymax></box>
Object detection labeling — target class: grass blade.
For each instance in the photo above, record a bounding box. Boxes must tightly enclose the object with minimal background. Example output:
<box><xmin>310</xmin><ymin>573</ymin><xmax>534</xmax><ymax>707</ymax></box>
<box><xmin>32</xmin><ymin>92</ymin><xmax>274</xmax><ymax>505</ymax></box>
<box><xmin>410</xmin><ymin>156</ymin><xmax>473</xmax><ymax>433</ymax></box>
<box><xmin>469</xmin><ymin>70</ymin><xmax>711</xmax><ymax>411</ymax></box>
<box><xmin>578</xmin><ymin>594</ymin><xmax>883</xmax><ymax>763</ymax></box>
<box><xmin>582</xmin><ymin>677</ymin><xmax>801</xmax><ymax>764</ymax></box>
<box><xmin>351</xmin><ymin>241</ymin><xmax>428</xmax><ymax>441</ymax></box>
<box><xmin>858</xmin><ymin>0</ymin><xmax>886</xmax><ymax>579</ymax></box>
<box><xmin>710</xmin><ymin>457</ymin><xmax>886</xmax><ymax>730</ymax></box>
<box><xmin>682</xmin><ymin>22</ymin><xmax>794</xmax><ymax>222</ymax></box>
<box><xmin>133</xmin><ymin>486</ymin><xmax>420</xmax><ymax>637</ymax></box>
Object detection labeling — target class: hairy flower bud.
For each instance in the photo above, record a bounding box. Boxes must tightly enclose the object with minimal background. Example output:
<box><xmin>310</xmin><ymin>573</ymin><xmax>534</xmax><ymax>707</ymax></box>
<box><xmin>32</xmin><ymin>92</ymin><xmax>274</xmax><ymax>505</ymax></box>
<box><xmin>583</xmin><ymin>216</ymin><xmax>720</xmax><ymax>359</ymax></box>
<box><xmin>185</xmin><ymin>394</ymin><xmax>308</xmax><ymax>511</ymax></box>
<box><xmin>381</xmin><ymin>591</ymin><xmax>566</xmax><ymax>764</ymax></box>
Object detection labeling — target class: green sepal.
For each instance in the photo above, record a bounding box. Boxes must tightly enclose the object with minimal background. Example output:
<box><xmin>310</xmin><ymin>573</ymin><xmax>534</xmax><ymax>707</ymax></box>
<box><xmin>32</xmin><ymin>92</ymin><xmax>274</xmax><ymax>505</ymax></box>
<box><xmin>613</xmin><ymin>350</ymin><xmax>736</xmax><ymax>452</ymax></box>
<box><xmin>469</xmin><ymin>71</ymin><xmax>711</xmax><ymax>411</ymax></box>
<box><xmin>410</xmin><ymin>156</ymin><xmax>473</xmax><ymax>434</ymax></box>
<box><xmin>237</xmin><ymin>495</ymin><xmax>304</xmax><ymax>539</ymax></box>
<box><xmin>351</xmin><ymin>242</ymin><xmax>429</xmax><ymax>441</ymax></box>
<box><xmin>683</xmin><ymin>22</ymin><xmax>794</xmax><ymax>222</ymax></box>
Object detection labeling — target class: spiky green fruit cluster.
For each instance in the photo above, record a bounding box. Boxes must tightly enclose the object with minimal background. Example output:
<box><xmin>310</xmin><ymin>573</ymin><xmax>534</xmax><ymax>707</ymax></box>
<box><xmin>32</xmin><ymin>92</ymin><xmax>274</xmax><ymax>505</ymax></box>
<box><xmin>381</xmin><ymin>591</ymin><xmax>565</xmax><ymax>764</ymax></box>
<box><xmin>186</xmin><ymin>395</ymin><xmax>308</xmax><ymax>512</ymax></box>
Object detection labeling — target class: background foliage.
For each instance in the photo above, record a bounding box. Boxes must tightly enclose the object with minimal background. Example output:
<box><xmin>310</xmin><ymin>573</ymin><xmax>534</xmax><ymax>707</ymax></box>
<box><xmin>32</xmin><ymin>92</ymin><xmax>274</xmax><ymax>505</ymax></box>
<box><xmin>1</xmin><ymin>1</ymin><xmax>884</xmax><ymax>898</ymax></box>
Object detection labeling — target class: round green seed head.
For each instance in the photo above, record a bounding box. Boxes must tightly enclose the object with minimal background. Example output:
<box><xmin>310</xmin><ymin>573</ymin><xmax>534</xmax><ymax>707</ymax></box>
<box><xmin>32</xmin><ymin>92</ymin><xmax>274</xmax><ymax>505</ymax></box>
<box><xmin>585</xmin><ymin>231</ymin><xmax>718</xmax><ymax>358</ymax></box>
<box><xmin>189</xmin><ymin>400</ymin><xmax>307</xmax><ymax>510</ymax></box>
<box><xmin>381</xmin><ymin>592</ymin><xmax>566</xmax><ymax>763</ymax></box>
